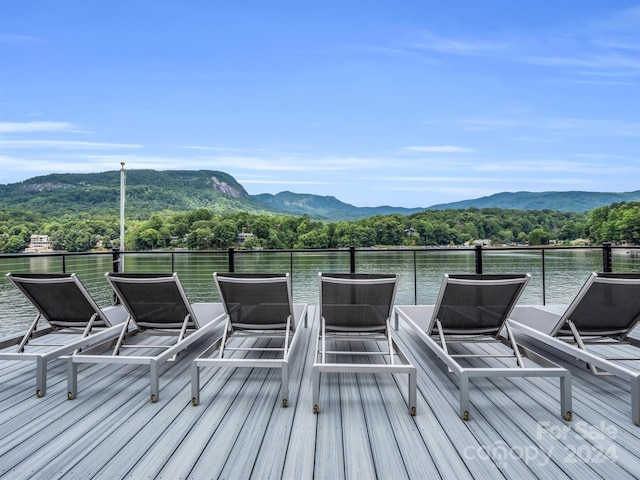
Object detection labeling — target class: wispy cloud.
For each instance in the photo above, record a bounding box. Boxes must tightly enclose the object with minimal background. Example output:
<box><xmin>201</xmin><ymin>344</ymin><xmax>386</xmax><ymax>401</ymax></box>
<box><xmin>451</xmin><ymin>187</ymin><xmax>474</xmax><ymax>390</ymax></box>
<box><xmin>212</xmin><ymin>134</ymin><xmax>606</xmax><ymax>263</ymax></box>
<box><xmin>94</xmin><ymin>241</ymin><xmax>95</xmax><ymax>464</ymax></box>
<box><xmin>592</xmin><ymin>39</ymin><xmax>640</xmax><ymax>53</ymax></box>
<box><xmin>202</xmin><ymin>155</ymin><xmax>389</xmax><ymax>172</ymax></box>
<box><xmin>0</xmin><ymin>33</ymin><xmax>41</xmax><ymax>43</ymax></box>
<box><xmin>463</xmin><ymin>116</ymin><xmax>640</xmax><ymax>137</ymax></box>
<box><xmin>0</xmin><ymin>155</ymin><xmax>131</xmax><ymax>181</ymax></box>
<box><xmin>238</xmin><ymin>179</ymin><xmax>335</xmax><ymax>186</ymax></box>
<box><xmin>474</xmin><ymin>160</ymin><xmax>639</xmax><ymax>175</ymax></box>
<box><xmin>523</xmin><ymin>54</ymin><xmax>640</xmax><ymax>72</ymax></box>
<box><xmin>592</xmin><ymin>6</ymin><xmax>640</xmax><ymax>31</ymax></box>
<box><xmin>0</xmin><ymin>121</ymin><xmax>80</xmax><ymax>133</ymax></box>
<box><xmin>180</xmin><ymin>145</ymin><xmax>247</xmax><ymax>152</ymax></box>
<box><xmin>0</xmin><ymin>140</ymin><xmax>142</xmax><ymax>149</ymax></box>
<box><xmin>403</xmin><ymin>145</ymin><xmax>475</xmax><ymax>153</ymax></box>
<box><xmin>405</xmin><ymin>31</ymin><xmax>506</xmax><ymax>56</ymax></box>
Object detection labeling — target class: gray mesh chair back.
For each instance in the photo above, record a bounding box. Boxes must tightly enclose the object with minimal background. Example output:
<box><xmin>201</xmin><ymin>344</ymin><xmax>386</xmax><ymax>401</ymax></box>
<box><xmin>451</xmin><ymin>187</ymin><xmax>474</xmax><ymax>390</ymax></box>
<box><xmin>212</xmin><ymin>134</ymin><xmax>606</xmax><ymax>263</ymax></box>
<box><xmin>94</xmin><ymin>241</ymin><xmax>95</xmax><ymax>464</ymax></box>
<box><xmin>106</xmin><ymin>273</ymin><xmax>198</xmax><ymax>330</ymax></box>
<box><xmin>68</xmin><ymin>272</ymin><xmax>221</xmax><ymax>403</ymax></box>
<box><xmin>433</xmin><ymin>274</ymin><xmax>530</xmax><ymax>336</ymax></box>
<box><xmin>320</xmin><ymin>273</ymin><xmax>398</xmax><ymax>333</ymax></box>
<box><xmin>313</xmin><ymin>273</ymin><xmax>417</xmax><ymax>416</ymax></box>
<box><xmin>214</xmin><ymin>273</ymin><xmax>293</xmax><ymax>330</ymax></box>
<box><xmin>4</xmin><ymin>272</ymin><xmax>127</xmax><ymax>397</ymax></box>
<box><xmin>7</xmin><ymin>273</ymin><xmax>111</xmax><ymax>329</ymax></box>
<box><xmin>394</xmin><ymin>271</ymin><xmax>573</xmax><ymax>422</ymax></box>
<box><xmin>551</xmin><ymin>272</ymin><xmax>640</xmax><ymax>338</ymax></box>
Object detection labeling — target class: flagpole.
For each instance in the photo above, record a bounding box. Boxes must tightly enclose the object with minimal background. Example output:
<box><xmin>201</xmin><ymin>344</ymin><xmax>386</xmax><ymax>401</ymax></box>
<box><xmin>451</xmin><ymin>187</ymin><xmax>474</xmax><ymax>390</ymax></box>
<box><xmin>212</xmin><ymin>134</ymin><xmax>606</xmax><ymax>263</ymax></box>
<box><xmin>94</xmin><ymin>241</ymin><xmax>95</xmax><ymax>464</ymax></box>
<box><xmin>120</xmin><ymin>162</ymin><xmax>126</xmax><ymax>270</ymax></box>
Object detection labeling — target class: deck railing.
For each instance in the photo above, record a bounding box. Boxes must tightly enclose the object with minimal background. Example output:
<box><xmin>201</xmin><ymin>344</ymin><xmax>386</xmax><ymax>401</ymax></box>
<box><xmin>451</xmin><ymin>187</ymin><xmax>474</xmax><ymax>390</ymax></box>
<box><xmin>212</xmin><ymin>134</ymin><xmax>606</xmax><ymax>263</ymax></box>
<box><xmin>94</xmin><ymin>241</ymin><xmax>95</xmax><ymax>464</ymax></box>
<box><xmin>0</xmin><ymin>243</ymin><xmax>640</xmax><ymax>304</ymax></box>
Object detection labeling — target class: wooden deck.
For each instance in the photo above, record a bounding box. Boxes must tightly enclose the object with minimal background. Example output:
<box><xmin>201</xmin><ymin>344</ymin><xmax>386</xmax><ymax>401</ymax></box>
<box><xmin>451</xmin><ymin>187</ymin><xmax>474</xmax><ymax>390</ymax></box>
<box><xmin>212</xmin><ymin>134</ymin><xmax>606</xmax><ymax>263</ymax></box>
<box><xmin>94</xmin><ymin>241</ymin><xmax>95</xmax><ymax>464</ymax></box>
<box><xmin>1</xmin><ymin>305</ymin><xmax>640</xmax><ymax>479</ymax></box>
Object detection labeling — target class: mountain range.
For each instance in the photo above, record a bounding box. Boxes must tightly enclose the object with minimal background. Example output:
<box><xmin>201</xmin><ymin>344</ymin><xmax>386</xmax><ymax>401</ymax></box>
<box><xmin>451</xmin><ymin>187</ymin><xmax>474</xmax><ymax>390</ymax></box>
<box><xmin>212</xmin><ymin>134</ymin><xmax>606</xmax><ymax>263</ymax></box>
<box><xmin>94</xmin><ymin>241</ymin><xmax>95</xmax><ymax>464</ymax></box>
<box><xmin>1</xmin><ymin>169</ymin><xmax>638</xmax><ymax>220</ymax></box>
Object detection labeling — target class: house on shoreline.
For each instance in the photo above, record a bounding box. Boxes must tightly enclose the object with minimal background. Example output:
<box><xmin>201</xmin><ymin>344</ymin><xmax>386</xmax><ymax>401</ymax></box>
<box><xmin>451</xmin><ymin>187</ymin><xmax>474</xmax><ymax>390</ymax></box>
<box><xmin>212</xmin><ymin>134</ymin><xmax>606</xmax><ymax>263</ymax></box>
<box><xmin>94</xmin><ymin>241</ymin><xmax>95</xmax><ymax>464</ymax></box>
<box><xmin>24</xmin><ymin>234</ymin><xmax>53</xmax><ymax>253</ymax></box>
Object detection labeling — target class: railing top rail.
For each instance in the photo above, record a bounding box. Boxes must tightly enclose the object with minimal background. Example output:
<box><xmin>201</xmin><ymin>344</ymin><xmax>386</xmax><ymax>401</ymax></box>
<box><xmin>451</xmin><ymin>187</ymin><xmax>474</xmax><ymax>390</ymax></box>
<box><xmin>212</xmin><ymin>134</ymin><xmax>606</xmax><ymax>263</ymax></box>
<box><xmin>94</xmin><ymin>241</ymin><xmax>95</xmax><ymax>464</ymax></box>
<box><xmin>0</xmin><ymin>243</ymin><xmax>631</xmax><ymax>260</ymax></box>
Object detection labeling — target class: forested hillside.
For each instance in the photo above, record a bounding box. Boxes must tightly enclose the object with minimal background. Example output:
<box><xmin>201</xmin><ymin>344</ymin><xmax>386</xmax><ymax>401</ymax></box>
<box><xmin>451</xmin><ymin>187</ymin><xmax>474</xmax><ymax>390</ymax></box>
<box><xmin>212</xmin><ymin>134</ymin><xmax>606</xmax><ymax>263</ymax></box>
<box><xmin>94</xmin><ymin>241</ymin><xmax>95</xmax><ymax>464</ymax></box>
<box><xmin>2</xmin><ymin>170</ymin><xmax>640</xmax><ymax>254</ymax></box>
<box><xmin>0</xmin><ymin>205</ymin><xmax>596</xmax><ymax>253</ymax></box>
<box><xmin>429</xmin><ymin>191</ymin><xmax>640</xmax><ymax>212</ymax></box>
<box><xmin>0</xmin><ymin>170</ymin><xmax>423</xmax><ymax>220</ymax></box>
<box><xmin>0</xmin><ymin>170</ymin><xmax>274</xmax><ymax>218</ymax></box>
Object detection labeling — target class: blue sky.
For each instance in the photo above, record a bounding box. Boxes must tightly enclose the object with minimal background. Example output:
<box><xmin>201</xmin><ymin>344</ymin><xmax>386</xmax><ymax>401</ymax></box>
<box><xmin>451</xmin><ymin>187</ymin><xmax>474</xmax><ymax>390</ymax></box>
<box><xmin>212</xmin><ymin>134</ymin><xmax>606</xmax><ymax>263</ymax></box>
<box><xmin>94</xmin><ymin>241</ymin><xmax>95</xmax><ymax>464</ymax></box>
<box><xmin>1</xmin><ymin>1</ymin><xmax>639</xmax><ymax>208</ymax></box>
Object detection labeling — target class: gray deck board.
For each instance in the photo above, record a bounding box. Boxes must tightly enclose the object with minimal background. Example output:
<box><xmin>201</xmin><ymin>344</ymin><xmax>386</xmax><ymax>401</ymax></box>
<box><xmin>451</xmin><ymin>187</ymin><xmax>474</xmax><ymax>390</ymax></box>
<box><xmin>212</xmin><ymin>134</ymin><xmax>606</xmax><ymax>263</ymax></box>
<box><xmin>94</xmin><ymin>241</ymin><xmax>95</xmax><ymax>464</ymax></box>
<box><xmin>468</xmin><ymin>342</ymin><xmax>638</xmax><ymax>480</ymax></box>
<box><xmin>0</xmin><ymin>305</ymin><xmax>639</xmax><ymax>479</ymax></box>
<box><xmin>339</xmin><ymin>370</ymin><xmax>378</xmax><ymax>480</ymax></box>
<box><xmin>280</xmin><ymin>316</ymin><xmax>318</xmax><ymax>480</ymax></box>
<box><xmin>252</xmin><ymin>330</ymin><xmax>315</xmax><ymax>479</ymax></box>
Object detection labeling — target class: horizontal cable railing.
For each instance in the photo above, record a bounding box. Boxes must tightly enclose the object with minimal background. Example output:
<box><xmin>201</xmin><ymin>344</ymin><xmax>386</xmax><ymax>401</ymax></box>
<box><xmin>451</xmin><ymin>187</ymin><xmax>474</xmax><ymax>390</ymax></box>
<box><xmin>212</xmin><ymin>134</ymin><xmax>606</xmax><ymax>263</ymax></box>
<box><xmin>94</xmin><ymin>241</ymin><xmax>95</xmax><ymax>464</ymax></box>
<box><xmin>0</xmin><ymin>243</ymin><xmax>637</xmax><ymax>335</ymax></box>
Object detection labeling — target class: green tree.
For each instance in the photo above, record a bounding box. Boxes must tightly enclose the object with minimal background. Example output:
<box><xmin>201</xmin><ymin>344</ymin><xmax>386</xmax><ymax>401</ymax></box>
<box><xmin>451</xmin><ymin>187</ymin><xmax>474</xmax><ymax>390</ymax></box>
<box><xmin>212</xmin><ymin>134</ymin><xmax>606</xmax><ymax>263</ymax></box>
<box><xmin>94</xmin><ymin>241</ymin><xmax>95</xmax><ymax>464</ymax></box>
<box><xmin>212</xmin><ymin>220</ymin><xmax>238</xmax><ymax>248</ymax></box>
<box><xmin>4</xmin><ymin>235</ymin><xmax>28</xmax><ymax>253</ymax></box>
<box><xmin>528</xmin><ymin>228</ymin><xmax>550</xmax><ymax>246</ymax></box>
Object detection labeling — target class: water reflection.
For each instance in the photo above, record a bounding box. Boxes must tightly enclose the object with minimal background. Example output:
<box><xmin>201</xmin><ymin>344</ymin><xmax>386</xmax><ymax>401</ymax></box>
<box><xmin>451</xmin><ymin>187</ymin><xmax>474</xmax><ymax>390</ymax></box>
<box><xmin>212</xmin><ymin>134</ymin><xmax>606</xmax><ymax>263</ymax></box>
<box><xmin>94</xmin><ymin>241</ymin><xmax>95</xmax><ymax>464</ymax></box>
<box><xmin>0</xmin><ymin>249</ymin><xmax>638</xmax><ymax>335</ymax></box>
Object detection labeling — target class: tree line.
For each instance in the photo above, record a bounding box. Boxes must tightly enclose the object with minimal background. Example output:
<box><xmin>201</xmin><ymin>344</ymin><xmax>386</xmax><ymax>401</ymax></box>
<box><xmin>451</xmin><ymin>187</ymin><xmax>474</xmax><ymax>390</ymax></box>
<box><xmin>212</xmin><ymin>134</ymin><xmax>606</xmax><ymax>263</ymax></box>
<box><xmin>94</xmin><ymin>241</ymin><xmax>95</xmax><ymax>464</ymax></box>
<box><xmin>2</xmin><ymin>203</ymin><xmax>639</xmax><ymax>254</ymax></box>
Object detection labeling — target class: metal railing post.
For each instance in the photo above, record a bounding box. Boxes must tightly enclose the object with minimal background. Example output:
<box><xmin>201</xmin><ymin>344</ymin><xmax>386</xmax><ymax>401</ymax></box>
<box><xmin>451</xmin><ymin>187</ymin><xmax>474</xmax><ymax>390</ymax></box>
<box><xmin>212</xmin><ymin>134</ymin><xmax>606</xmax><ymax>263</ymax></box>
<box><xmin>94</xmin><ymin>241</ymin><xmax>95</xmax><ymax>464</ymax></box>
<box><xmin>228</xmin><ymin>247</ymin><xmax>235</xmax><ymax>272</ymax></box>
<box><xmin>112</xmin><ymin>248</ymin><xmax>120</xmax><ymax>273</ymax></box>
<box><xmin>603</xmin><ymin>242</ymin><xmax>613</xmax><ymax>272</ymax></box>
<box><xmin>111</xmin><ymin>248</ymin><xmax>121</xmax><ymax>304</ymax></box>
<box><xmin>350</xmin><ymin>246</ymin><xmax>356</xmax><ymax>273</ymax></box>
<box><xmin>542</xmin><ymin>249</ymin><xmax>546</xmax><ymax>305</ymax></box>
<box><xmin>475</xmin><ymin>245</ymin><xmax>483</xmax><ymax>274</ymax></box>
<box><xmin>414</xmin><ymin>250</ymin><xmax>418</xmax><ymax>305</ymax></box>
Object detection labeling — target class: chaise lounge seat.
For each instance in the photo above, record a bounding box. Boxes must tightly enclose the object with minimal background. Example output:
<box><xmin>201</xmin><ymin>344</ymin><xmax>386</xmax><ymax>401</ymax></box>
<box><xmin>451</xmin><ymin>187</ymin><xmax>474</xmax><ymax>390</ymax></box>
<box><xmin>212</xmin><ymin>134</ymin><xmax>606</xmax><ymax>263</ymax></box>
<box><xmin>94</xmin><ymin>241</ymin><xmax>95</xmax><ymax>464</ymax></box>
<box><xmin>67</xmin><ymin>272</ymin><xmax>224</xmax><ymax>403</ymax></box>
<box><xmin>395</xmin><ymin>273</ymin><xmax>572</xmax><ymax>421</ymax></box>
<box><xmin>313</xmin><ymin>273</ymin><xmax>417</xmax><ymax>416</ymax></box>
<box><xmin>509</xmin><ymin>272</ymin><xmax>640</xmax><ymax>425</ymax></box>
<box><xmin>191</xmin><ymin>272</ymin><xmax>308</xmax><ymax>408</ymax></box>
<box><xmin>1</xmin><ymin>273</ymin><xmax>128</xmax><ymax>397</ymax></box>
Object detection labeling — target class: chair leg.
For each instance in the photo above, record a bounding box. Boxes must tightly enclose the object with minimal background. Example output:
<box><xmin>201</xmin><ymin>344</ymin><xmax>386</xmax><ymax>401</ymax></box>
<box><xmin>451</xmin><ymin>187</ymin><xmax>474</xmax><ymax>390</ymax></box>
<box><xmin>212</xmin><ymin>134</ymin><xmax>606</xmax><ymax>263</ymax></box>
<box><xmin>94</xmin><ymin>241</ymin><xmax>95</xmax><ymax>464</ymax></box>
<box><xmin>408</xmin><ymin>366</ymin><xmax>417</xmax><ymax>416</ymax></box>
<box><xmin>560</xmin><ymin>374</ymin><xmax>572</xmax><ymax>421</ymax></box>
<box><xmin>191</xmin><ymin>362</ymin><xmax>200</xmax><ymax>406</ymax></box>
<box><xmin>150</xmin><ymin>360</ymin><xmax>159</xmax><ymax>403</ymax></box>
<box><xmin>281</xmin><ymin>364</ymin><xmax>289</xmax><ymax>408</ymax></box>
<box><xmin>632</xmin><ymin>375</ymin><xmax>640</xmax><ymax>426</ymax></box>
<box><xmin>36</xmin><ymin>357</ymin><xmax>47</xmax><ymax>397</ymax></box>
<box><xmin>67</xmin><ymin>358</ymin><xmax>77</xmax><ymax>400</ymax></box>
<box><xmin>312</xmin><ymin>367</ymin><xmax>320</xmax><ymax>414</ymax></box>
<box><xmin>459</xmin><ymin>372</ymin><xmax>470</xmax><ymax>421</ymax></box>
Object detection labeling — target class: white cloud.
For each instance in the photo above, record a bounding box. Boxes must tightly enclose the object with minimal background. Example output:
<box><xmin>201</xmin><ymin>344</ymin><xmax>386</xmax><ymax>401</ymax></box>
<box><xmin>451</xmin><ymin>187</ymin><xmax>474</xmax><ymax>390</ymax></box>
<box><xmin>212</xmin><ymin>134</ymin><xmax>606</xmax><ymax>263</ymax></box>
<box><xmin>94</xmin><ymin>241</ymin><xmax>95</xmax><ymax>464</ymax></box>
<box><xmin>0</xmin><ymin>121</ymin><xmax>80</xmax><ymax>133</ymax></box>
<box><xmin>203</xmin><ymin>155</ymin><xmax>389</xmax><ymax>172</ymax></box>
<box><xmin>403</xmin><ymin>145</ymin><xmax>475</xmax><ymax>153</ymax></box>
<box><xmin>474</xmin><ymin>160</ymin><xmax>639</xmax><ymax>175</ymax></box>
<box><xmin>524</xmin><ymin>54</ymin><xmax>640</xmax><ymax>72</ymax></box>
<box><xmin>0</xmin><ymin>140</ymin><xmax>142</xmax><ymax>149</ymax></box>
<box><xmin>0</xmin><ymin>33</ymin><xmax>41</xmax><ymax>43</ymax></box>
<box><xmin>406</xmin><ymin>31</ymin><xmax>506</xmax><ymax>55</ymax></box>
<box><xmin>238</xmin><ymin>179</ymin><xmax>335</xmax><ymax>186</ymax></box>
<box><xmin>463</xmin><ymin>116</ymin><xmax>640</xmax><ymax>137</ymax></box>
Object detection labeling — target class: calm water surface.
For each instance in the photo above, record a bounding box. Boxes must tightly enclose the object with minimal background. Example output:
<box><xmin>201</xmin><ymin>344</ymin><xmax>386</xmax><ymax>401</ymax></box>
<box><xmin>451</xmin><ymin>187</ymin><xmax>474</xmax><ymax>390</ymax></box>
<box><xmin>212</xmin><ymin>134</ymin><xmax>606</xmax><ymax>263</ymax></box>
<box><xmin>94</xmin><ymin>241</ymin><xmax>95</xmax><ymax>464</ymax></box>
<box><xmin>0</xmin><ymin>249</ymin><xmax>638</xmax><ymax>335</ymax></box>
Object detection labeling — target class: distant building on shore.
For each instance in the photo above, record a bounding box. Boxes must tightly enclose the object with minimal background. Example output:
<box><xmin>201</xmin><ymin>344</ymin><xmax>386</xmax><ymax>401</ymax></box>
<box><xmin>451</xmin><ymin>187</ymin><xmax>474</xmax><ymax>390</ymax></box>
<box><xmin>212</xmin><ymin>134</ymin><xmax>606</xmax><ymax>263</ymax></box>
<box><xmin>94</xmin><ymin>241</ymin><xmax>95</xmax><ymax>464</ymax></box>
<box><xmin>24</xmin><ymin>234</ymin><xmax>53</xmax><ymax>253</ymax></box>
<box><xmin>235</xmin><ymin>232</ymin><xmax>256</xmax><ymax>246</ymax></box>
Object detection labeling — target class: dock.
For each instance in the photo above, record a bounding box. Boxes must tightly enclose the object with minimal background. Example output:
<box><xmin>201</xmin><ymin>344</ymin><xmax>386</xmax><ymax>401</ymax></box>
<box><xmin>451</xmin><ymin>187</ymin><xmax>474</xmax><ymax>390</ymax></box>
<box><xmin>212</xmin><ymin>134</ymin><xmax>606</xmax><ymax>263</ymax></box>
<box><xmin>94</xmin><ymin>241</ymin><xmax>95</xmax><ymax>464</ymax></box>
<box><xmin>1</xmin><ymin>305</ymin><xmax>639</xmax><ymax>479</ymax></box>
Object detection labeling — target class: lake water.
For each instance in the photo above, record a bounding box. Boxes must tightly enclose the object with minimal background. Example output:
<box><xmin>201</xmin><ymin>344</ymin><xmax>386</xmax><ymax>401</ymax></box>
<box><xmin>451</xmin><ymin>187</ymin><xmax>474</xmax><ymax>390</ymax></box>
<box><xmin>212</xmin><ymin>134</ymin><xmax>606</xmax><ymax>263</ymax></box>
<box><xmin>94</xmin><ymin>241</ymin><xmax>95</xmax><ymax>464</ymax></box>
<box><xmin>1</xmin><ymin>248</ymin><xmax>638</xmax><ymax>335</ymax></box>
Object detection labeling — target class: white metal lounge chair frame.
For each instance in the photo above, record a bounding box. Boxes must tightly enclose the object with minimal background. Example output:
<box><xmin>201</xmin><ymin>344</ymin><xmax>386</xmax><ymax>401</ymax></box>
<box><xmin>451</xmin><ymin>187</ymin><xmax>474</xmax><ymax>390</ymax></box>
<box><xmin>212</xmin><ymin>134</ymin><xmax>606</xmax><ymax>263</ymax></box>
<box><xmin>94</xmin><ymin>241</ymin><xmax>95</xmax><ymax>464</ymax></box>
<box><xmin>509</xmin><ymin>272</ymin><xmax>640</xmax><ymax>425</ymax></box>
<box><xmin>395</xmin><ymin>273</ymin><xmax>572</xmax><ymax>421</ymax></box>
<box><xmin>0</xmin><ymin>273</ymin><xmax>127</xmax><ymax>397</ymax></box>
<box><xmin>67</xmin><ymin>272</ymin><xmax>223</xmax><ymax>403</ymax></box>
<box><xmin>191</xmin><ymin>273</ymin><xmax>308</xmax><ymax>408</ymax></box>
<box><xmin>313</xmin><ymin>273</ymin><xmax>417</xmax><ymax>416</ymax></box>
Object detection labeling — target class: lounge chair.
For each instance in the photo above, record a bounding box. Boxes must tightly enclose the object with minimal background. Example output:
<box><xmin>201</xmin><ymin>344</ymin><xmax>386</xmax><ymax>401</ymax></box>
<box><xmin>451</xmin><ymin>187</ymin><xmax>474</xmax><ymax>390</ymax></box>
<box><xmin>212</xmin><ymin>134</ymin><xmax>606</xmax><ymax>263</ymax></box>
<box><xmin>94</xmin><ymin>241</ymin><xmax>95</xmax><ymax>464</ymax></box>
<box><xmin>313</xmin><ymin>273</ymin><xmax>417</xmax><ymax>416</ymax></box>
<box><xmin>0</xmin><ymin>273</ymin><xmax>127</xmax><ymax>397</ymax></box>
<box><xmin>508</xmin><ymin>272</ymin><xmax>640</xmax><ymax>425</ymax></box>
<box><xmin>394</xmin><ymin>273</ymin><xmax>572</xmax><ymax>421</ymax></box>
<box><xmin>191</xmin><ymin>273</ymin><xmax>308</xmax><ymax>408</ymax></box>
<box><xmin>67</xmin><ymin>272</ymin><xmax>224</xmax><ymax>403</ymax></box>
